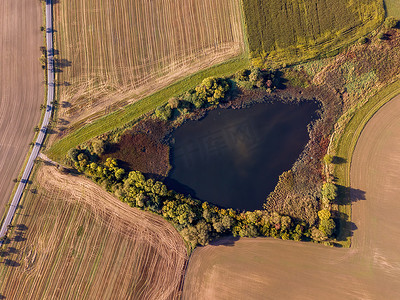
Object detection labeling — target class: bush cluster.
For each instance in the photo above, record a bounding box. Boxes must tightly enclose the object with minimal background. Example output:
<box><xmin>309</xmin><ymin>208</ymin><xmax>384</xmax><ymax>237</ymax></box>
<box><xmin>234</xmin><ymin>67</ymin><xmax>279</xmax><ymax>92</ymax></box>
<box><xmin>154</xmin><ymin>76</ymin><xmax>231</xmax><ymax>121</ymax></box>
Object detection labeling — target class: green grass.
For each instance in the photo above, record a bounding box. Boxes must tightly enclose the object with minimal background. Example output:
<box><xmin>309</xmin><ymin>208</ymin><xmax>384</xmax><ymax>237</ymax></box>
<box><xmin>47</xmin><ymin>55</ymin><xmax>250</xmax><ymax>161</ymax></box>
<box><xmin>384</xmin><ymin>0</ymin><xmax>400</xmax><ymax>18</ymax></box>
<box><xmin>334</xmin><ymin>80</ymin><xmax>400</xmax><ymax>247</ymax></box>
<box><xmin>243</xmin><ymin>0</ymin><xmax>384</xmax><ymax>64</ymax></box>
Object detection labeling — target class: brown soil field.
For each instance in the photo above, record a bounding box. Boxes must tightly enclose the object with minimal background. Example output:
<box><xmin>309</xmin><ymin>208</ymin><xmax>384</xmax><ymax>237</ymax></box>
<box><xmin>0</xmin><ymin>1</ymin><xmax>44</xmax><ymax>218</ymax></box>
<box><xmin>52</xmin><ymin>0</ymin><xmax>244</xmax><ymax>137</ymax></box>
<box><xmin>0</xmin><ymin>164</ymin><xmax>187</xmax><ymax>299</ymax></box>
<box><xmin>182</xmin><ymin>95</ymin><xmax>400</xmax><ymax>299</ymax></box>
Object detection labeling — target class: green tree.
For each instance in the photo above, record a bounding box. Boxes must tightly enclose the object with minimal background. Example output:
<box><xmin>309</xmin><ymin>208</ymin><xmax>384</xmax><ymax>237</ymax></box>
<box><xmin>92</xmin><ymin>139</ymin><xmax>106</xmax><ymax>156</ymax></box>
<box><xmin>319</xmin><ymin>218</ymin><xmax>336</xmax><ymax>237</ymax></box>
<box><xmin>195</xmin><ymin>77</ymin><xmax>230</xmax><ymax>105</ymax></box>
<box><xmin>321</xmin><ymin>183</ymin><xmax>337</xmax><ymax>202</ymax></box>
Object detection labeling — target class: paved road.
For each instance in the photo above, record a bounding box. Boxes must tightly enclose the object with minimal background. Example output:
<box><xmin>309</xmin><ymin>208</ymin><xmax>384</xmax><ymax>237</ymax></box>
<box><xmin>0</xmin><ymin>0</ymin><xmax>54</xmax><ymax>241</ymax></box>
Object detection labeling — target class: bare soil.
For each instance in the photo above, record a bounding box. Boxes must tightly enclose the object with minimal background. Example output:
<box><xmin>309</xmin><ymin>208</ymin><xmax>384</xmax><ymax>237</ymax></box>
<box><xmin>182</xmin><ymin>95</ymin><xmax>400</xmax><ymax>299</ymax></box>
<box><xmin>0</xmin><ymin>164</ymin><xmax>187</xmax><ymax>299</ymax></box>
<box><xmin>0</xmin><ymin>1</ymin><xmax>44</xmax><ymax>218</ymax></box>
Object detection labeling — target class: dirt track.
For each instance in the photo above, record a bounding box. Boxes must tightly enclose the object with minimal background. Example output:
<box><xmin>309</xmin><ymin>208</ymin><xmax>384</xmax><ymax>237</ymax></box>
<box><xmin>0</xmin><ymin>1</ymin><xmax>43</xmax><ymax>218</ymax></box>
<box><xmin>183</xmin><ymin>95</ymin><xmax>400</xmax><ymax>299</ymax></box>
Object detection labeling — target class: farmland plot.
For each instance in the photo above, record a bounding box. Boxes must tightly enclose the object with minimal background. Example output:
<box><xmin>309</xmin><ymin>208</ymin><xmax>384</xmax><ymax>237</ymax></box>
<box><xmin>53</xmin><ymin>0</ymin><xmax>244</xmax><ymax>136</ymax></box>
<box><xmin>243</xmin><ymin>0</ymin><xmax>384</xmax><ymax>63</ymax></box>
<box><xmin>0</xmin><ymin>164</ymin><xmax>187</xmax><ymax>299</ymax></box>
<box><xmin>0</xmin><ymin>0</ymin><xmax>43</xmax><ymax>218</ymax></box>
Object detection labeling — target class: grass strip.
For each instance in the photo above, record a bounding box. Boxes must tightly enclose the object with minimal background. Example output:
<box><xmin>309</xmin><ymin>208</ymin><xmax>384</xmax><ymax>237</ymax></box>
<box><xmin>47</xmin><ymin>55</ymin><xmax>249</xmax><ymax>161</ymax></box>
<box><xmin>334</xmin><ymin>80</ymin><xmax>400</xmax><ymax>247</ymax></box>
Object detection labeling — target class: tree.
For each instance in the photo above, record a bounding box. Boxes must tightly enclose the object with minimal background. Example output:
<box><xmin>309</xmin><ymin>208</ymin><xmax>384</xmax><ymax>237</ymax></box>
<box><xmin>318</xmin><ymin>209</ymin><xmax>331</xmax><ymax>221</ymax></box>
<box><xmin>92</xmin><ymin>139</ymin><xmax>106</xmax><ymax>156</ymax></box>
<box><xmin>249</xmin><ymin>67</ymin><xmax>262</xmax><ymax>83</ymax></box>
<box><xmin>321</xmin><ymin>183</ymin><xmax>337</xmax><ymax>203</ymax></box>
<box><xmin>195</xmin><ymin>77</ymin><xmax>230</xmax><ymax>105</ymax></box>
<box><xmin>319</xmin><ymin>218</ymin><xmax>335</xmax><ymax>237</ymax></box>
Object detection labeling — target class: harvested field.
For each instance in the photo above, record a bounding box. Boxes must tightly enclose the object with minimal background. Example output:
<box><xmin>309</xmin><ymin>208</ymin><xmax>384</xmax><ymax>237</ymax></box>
<box><xmin>182</xmin><ymin>95</ymin><xmax>400</xmax><ymax>299</ymax></box>
<box><xmin>53</xmin><ymin>0</ymin><xmax>244</xmax><ymax>137</ymax></box>
<box><xmin>243</xmin><ymin>0</ymin><xmax>384</xmax><ymax>63</ymax></box>
<box><xmin>0</xmin><ymin>164</ymin><xmax>187</xmax><ymax>299</ymax></box>
<box><xmin>0</xmin><ymin>1</ymin><xmax>44</xmax><ymax>218</ymax></box>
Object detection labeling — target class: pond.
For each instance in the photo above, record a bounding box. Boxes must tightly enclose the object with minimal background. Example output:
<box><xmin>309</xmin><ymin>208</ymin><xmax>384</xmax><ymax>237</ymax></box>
<box><xmin>165</xmin><ymin>101</ymin><xmax>319</xmax><ymax>211</ymax></box>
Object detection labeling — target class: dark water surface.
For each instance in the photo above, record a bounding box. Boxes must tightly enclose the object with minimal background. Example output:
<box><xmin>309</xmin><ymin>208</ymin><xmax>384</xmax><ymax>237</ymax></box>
<box><xmin>166</xmin><ymin>101</ymin><xmax>319</xmax><ymax>211</ymax></box>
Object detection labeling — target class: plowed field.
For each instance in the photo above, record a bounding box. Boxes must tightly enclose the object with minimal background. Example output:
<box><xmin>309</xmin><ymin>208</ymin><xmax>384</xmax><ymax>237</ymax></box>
<box><xmin>0</xmin><ymin>0</ymin><xmax>44</xmax><ymax>219</ymax></box>
<box><xmin>0</xmin><ymin>164</ymin><xmax>187</xmax><ymax>299</ymax></box>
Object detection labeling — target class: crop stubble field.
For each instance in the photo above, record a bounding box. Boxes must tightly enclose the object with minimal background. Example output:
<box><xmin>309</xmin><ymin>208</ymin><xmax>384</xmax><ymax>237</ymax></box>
<box><xmin>0</xmin><ymin>0</ymin><xmax>44</xmax><ymax>219</ymax></box>
<box><xmin>244</xmin><ymin>0</ymin><xmax>384</xmax><ymax>63</ymax></box>
<box><xmin>182</xmin><ymin>95</ymin><xmax>400</xmax><ymax>299</ymax></box>
<box><xmin>53</xmin><ymin>0</ymin><xmax>244</xmax><ymax>137</ymax></box>
<box><xmin>0</xmin><ymin>165</ymin><xmax>187</xmax><ymax>299</ymax></box>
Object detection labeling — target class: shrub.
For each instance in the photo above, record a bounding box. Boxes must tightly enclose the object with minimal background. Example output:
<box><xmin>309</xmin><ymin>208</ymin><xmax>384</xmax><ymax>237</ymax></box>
<box><xmin>168</xmin><ymin>97</ymin><xmax>180</xmax><ymax>109</ymax></box>
<box><xmin>358</xmin><ymin>37</ymin><xmax>368</xmax><ymax>45</ymax></box>
<box><xmin>155</xmin><ymin>105</ymin><xmax>172</xmax><ymax>121</ymax></box>
<box><xmin>384</xmin><ymin>17</ymin><xmax>398</xmax><ymax>29</ymax></box>
<box><xmin>377</xmin><ymin>32</ymin><xmax>385</xmax><ymax>40</ymax></box>
<box><xmin>323</xmin><ymin>154</ymin><xmax>333</xmax><ymax>164</ymax></box>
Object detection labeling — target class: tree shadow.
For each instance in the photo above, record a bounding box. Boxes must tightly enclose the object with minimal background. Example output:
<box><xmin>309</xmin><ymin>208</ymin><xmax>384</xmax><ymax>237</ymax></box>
<box><xmin>3</xmin><ymin>259</ymin><xmax>20</xmax><ymax>267</ymax></box>
<box><xmin>0</xmin><ymin>294</ymin><xmax>5</xmax><ymax>299</ymax></box>
<box><xmin>55</xmin><ymin>58</ymin><xmax>72</xmax><ymax>68</ymax></box>
<box><xmin>16</xmin><ymin>224</ymin><xmax>28</xmax><ymax>232</ymax></box>
<box><xmin>333</xmin><ymin>211</ymin><xmax>358</xmax><ymax>244</ymax></box>
<box><xmin>13</xmin><ymin>236</ymin><xmax>26</xmax><ymax>243</ymax></box>
<box><xmin>209</xmin><ymin>235</ymin><xmax>240</xmax><ymax>247</ymax></box>
<box><xmin>275</xmin><ymin>69</ymin><xmax>288</xmax><ymax>90</ymax></box>
<box><xmin>332</xmin><ymin>156</ymin><xmax>346</xmax><ymax>164</ymax></box>
<box><xmin>336</xmin><ymin>185</ymin><xmax>366</xmax><ymax>205</ymax></box>
<box><xmin>61</xmin><ymin>101</ymin><xmax>71</xmax><ymax>108</ymax></box>
<box><xmin>162</xmin><ymin>177</ymin><xmax>197</xmax><ymax>199</ymax></box>
<box><xmin>7</xmin><ymin>247</ymin><xmax>18</xmax><ymax>254</ymax></box>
